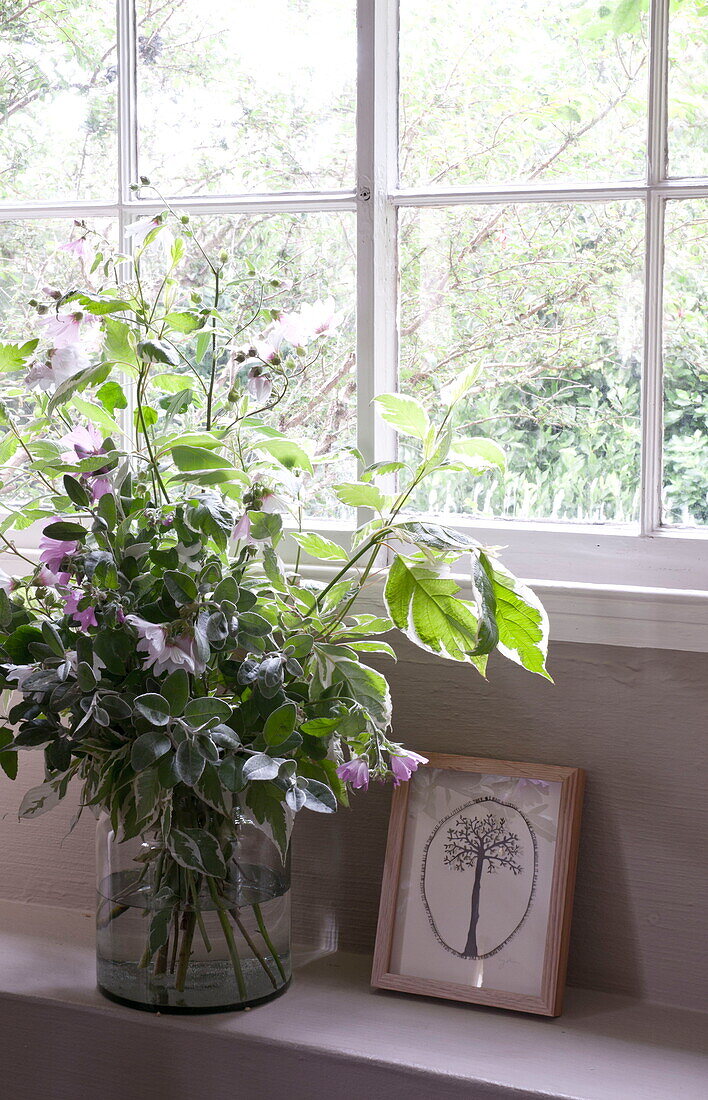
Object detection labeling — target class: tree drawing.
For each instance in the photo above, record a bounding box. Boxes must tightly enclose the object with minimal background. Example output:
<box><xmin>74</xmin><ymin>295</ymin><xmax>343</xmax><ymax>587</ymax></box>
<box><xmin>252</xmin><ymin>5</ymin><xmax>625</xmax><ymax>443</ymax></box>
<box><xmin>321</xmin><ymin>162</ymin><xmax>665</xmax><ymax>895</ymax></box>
<box><xmin>444</xmin><ymin>811</ymin><xmax>523</xmax><ymax>958</ymax></box>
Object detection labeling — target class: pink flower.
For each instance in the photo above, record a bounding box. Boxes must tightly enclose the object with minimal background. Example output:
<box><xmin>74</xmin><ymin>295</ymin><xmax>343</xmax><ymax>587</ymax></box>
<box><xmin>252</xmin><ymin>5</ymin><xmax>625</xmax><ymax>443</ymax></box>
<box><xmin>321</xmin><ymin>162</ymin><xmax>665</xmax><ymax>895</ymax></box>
<box><xmin>232</xmin><ymin>513</ymin><xmax>253</xmax><ymax>542</ymax></box>
<box><xmin>59</xmin><ymin>237</ymin><xmax>93</xmax><ymax>262</ymax></box>
<box><xmin>25</xmin><ymin>345</ymin><xmax>90</xmax><ymax>391</ymax></box>
<box><xmin>390</xmin><ymin>750</ymin><xmax>428</xmax><ymax>786</ymax></box>
<box><xmin>336</xmin><ymin>756</ymin><xmax>370</xmax><ymax>790</ymax></box>
<box><xmin>62</xmin><ymin>588</ymin><xmax>98</xmax><ymax>630</ymax></box>
<box><xmin>126</xmin><ymin>615</ymin><xmax>205</xmax><ymax>676</ymax></box>
<box><xmin>247</xmin><ymin>366</ymin><xmax>272</xmax><ymax>403</ymax></box>
<box><xmin>260</xmin><ymin>491</ymin><xmax>287</xmax><ymax>514</ymax></box>
<box><xmin>38</xmin><ymin>310</ymin><xmax>100</xmax><ymax>350</ymax></box>
<box><xmin>125</xmin><ymin>217</ymin><xmax>161</xmax><ymax>246</ymax></box>
<box><xmin>0</xmin><ymin>568</ymin><xmax>14</xmax><ymax>594</ymax></box>
<box><xmin>39</xmin><ymin>534</ymin><xmax>78</xmax><ymax>574</ymax></box>
<box><xmin>90</xmin><ymin>477</ymin><xmax>112</xmax><ymax>500</ymax></box>
<box><xmin>35</xmin><ymin>566</ymin><xmax>70</xmax><ymax>588</ymax></box>
<box><xmin>60</xmin><ymin>423</ymin><xmax>104</xmax><ymax>462</ymax></box>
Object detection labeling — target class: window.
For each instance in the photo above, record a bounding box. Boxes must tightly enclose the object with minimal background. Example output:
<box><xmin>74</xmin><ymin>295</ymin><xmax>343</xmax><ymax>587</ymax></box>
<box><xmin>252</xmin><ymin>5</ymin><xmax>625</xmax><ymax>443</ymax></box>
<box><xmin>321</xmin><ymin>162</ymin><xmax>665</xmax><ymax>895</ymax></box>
<box><xmin>0</xmin><ymin>0</ymin><xmax>706</xmax><ymax>598</ymax></box>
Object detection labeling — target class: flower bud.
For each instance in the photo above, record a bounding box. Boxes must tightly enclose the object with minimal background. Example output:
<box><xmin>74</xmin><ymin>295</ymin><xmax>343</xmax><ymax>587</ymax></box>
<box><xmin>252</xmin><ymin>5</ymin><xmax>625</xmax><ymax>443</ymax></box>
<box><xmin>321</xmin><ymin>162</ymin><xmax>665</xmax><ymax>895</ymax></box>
<box><xmin>218</xmin><ymin>251</ymin><xmax>228</xmax><ymax>264</ymax></box>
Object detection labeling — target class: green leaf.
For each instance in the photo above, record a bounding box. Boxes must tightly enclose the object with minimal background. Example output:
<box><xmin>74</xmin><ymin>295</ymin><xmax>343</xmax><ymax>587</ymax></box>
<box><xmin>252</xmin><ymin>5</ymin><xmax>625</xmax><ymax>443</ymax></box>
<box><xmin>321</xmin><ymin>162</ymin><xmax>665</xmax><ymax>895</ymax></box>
<box><xmin>485</xmin><ymin>558</ymin><xmax>551</xmax><ymax>679</ymax></box>
<box><xmin>63</xmin><ymin>474</ymin><xmax>90</xmax><ymax>508</ymax></box>
<box><xmin>175</xmin><ymin>739</ymin><xmax>206</xmax><ymax>785</ymax></box>
<box><xmin>164</xmin><ymin>311</ymin><xmax>202</xmax><ymax>334</ymax></box>
<box><xmin>0</xmin><ymin>727</ymin><xmax>18</xmax><ymax>780</ymax></box>
<box><xmin>471</xmin><ymin>554</ymin><xmax>500</xmax><ymax>656</ymax></box>
<box><xmin>384</xmin><ymin>556</ymin><xmax>486</xmax><ymax>667</ymax></box>
<box><xmin>71</xmin><ymin>396</ymin><xmax>122</xmax><ymax>436</ymax></box>
<box><xmin>96</xmin><ymin>380</ymin><xmax>128</xmax><ymax>416</ymax></box>
<box><xmin>145</xmin><ymin>908</ymin><xmax>173</xmax><ymax>962</ymax></box>
<box><xmin>162</xmin><ymin>669</ymin><xmax>189</xmax><ymax>716</ymax></box>
<box><xmin>131</xmin><ymin>730</ymin><xmax>172</xmax><ymax>771</ymax></box>
<box><xmin>253</xmin><ymin>437</ymin><xmax>313</xmax><ymax>473</ymax></box>
<box><xmin>164</xmin><ymin>569</ymin><xmax>198</xmax><ymax>605</ymax></box>
<box><xmin>172</xmin><ymin>445</ymin><xmax>230</xmax><ymax>472</ymax></box>
<box><xmin>291</xmin><ymin>532</ymin><xmax>349</xmax><ymax>561</ymax></box>
<box><xmin>0</xmin><ymin>340</ymin><xmax>38</xmax><ymax>372</ymax></box>
<box><xmin>18</xmin><ymin>781</ymin><xmax>64</xmax><ymax>818</ymax></box>
<box><xmin>300</xmin><ymin>716</ymin><xmax>340</xmax><ymax>738</ymax></box>
<box><xmin>302</xmin><ymin>778</ymin><xmax>337</xmax><ymax>813</ymax></box>
<box><xmin>374</xmin><ymin>393</ymin><xmax>429</xmax><ymax>439</ymax></box>
<box><xmin>242</xmin><ymin>753</ymin><xmax>282</xmax><ymax>781</ymax></box>
<box><xmin>320</xmin><ymin>653</ymin><xmax>392</xmax><ymax>729</ymax></box>
<box><xmin>134</xmin><ymin>694</ymin><xmax>171</xmax><ymax>726</ymax></box>
<box><xmin>263</xmin><ymin>703</ymin><xmax>297</xmax><ymax>747</ymax></box>
<box><xmin>168</xmin><ymin>826</ymin><xmax>227</xmax><ymax>878</ymax></box>
<box><xmin>612</xmin><ymin>0</ymin><xmax>645</xmax><ymax>35</ymax></box>
<box><xmin>183</xmin><ymin>696</ymin><xmax>232</xmax><ymax>728</ymax></box>
<box><xmin>103</xmin><ymin>317</ymin><xmax>139</xmax><ymax>371</ymax></box>
<box><xmin>41</xmin><ymin>620</ymin><xmax>64</xmax><ymax>657</ymax></box>
<box><xmin>4</xmin><ymin>625</ymin><xmax>43</xmax><ymax>663</ymax></box>
<box><xmin>347</xmin><ymin>640</ymin><xmax>397</xmax><ymax>660</ymax></box>
<box><xmin>77</xmin><ymin>661</ymin><xmax>97</xmax><ymax>690</ymax></box>
<box><xmin>43</xmin><ymin>520</ymin><xmax>88</xmax><ymax>541</ymax></box>
<box><xmin>451</xmin><ymin>437</ymin><xmax>506</xmax><ymax>471</ymax></box>
<box><xmin>390</xmin><ymin>520</ymin><xmax>480</xmax><ymax>555</ymax></box>
<box><xmin>334</xmin><ymin>481</ymin><xmax>387</xmax><ymax>511</ymax></box>
<box><xmin>440</xmin><ymin>363</ymin><xmax>481</xmax><ymax>406</ymax></box>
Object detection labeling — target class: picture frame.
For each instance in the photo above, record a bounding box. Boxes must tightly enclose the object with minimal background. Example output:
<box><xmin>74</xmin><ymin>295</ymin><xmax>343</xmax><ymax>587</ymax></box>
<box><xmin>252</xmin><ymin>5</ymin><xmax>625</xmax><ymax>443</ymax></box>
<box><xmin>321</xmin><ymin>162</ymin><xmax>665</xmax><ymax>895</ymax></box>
<box><xmin>371</xmin><ymin>753</ymin><xmax>585</xmax><ymax>1017</ymax></box>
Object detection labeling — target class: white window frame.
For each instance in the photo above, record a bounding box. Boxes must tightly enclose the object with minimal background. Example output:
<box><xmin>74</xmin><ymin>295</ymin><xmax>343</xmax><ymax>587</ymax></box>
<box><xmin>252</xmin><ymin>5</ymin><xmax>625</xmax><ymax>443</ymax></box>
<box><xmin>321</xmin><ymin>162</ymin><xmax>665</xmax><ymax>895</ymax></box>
<box><xmin>0</xmin><ymin>0</ymin><xmax>707</xmax><ymax>650</ymax></box>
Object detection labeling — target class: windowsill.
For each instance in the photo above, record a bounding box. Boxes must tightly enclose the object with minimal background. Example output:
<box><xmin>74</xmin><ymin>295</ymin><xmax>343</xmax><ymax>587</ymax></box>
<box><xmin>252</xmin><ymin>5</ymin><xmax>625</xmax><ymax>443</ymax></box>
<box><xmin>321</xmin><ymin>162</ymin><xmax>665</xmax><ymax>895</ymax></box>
<box><xmin>0</xmin><ymin>899</ymin><xmax>705</xmax><ymax>1099</ymax></box>
<box><xmin>1</xmin><ymin>541</ymin><xmax>707</xmax><ymax>652</ymax></box>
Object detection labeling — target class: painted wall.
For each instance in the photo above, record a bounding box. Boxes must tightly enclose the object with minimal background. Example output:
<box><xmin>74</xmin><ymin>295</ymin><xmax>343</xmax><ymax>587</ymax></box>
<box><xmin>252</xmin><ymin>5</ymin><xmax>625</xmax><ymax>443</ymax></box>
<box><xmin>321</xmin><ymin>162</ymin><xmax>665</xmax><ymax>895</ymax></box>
<box><xmin>0</xmin><ymin>640</ymin><xmax>705</xmax><ymax>1010</ymax></box>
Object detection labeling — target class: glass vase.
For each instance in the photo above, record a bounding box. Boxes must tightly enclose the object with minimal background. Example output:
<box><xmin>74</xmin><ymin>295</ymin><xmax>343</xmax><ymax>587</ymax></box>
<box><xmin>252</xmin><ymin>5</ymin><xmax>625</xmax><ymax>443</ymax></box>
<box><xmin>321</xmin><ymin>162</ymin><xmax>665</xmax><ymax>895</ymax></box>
<box><xmin>96</xmin><ymin>812</ymin><xmax>291</xmax><ymax>1013</ymax></box>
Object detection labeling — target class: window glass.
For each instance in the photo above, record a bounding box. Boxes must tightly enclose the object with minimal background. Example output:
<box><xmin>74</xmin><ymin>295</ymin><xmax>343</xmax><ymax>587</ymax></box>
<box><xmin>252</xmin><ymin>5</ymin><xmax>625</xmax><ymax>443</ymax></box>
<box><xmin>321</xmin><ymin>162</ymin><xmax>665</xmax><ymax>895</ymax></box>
<box><xmin>0</xmin><ymin>1</ymin><xmax>117</xmax><ymax>201</ymax></box>
<box><xmin>399</xmin><ymin>0</ymin><xmax>648</xmax><ymax>187</ymax></box>
<box><xmin>398</xmin><ymin>202</ymin><xmax>644</xmax><ymax>523</ymax></box>
<box><xmin>667</xmin><ymin>1</ymin><xmax>708</xmax><ymax>177</ymax></box>
<box><xmin>137</xmin><ymin>0</ymin><xmax>356</xmax><ymax>195</ymax></box>
<box><xmin>662</xmin><ymin>200</ymin><xmax>708</xmax><ymax>526</ymax></box>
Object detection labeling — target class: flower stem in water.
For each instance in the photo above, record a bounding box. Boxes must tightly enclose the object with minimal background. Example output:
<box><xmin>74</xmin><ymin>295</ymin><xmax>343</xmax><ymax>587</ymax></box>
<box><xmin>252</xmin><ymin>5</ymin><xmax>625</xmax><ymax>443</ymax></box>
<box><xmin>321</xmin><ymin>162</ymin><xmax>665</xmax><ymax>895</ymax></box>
<box><xmin>253</xmin><ymin>902</ymin><xmax>287</xmax><ymax>983</ymax></box>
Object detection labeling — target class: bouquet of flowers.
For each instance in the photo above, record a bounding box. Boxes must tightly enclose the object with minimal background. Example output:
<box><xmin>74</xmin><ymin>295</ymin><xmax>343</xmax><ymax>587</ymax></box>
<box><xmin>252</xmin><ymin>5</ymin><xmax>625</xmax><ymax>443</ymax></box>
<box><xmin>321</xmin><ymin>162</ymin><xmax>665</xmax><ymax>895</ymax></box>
<box><xmin>0</xmin><ymin>200</ymin><xmax>549</xmax><ymax>1009</ymax></box>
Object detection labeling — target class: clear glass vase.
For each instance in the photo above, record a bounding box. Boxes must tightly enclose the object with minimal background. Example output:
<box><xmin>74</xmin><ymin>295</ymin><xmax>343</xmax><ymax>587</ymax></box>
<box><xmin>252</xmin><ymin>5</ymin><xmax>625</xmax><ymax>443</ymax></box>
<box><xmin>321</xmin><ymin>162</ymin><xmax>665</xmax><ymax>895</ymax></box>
<box><xmin>96</xmin><ymin>812</ymin><xmax>291</xmax><ymax>1013</ymax></box>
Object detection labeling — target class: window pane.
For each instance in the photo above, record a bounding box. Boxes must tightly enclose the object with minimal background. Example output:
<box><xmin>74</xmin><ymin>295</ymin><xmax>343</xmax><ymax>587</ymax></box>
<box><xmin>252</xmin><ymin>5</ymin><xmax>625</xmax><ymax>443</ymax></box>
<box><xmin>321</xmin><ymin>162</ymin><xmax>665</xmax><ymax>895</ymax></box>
<box><xmin>398</xmin><ymin>203</ymin><xmax>644</xmax><ymax>524</ymax></box>
<box><xmin>0</xmin><ymin>2</ymin><xmax>117</xmax><ymax>201</ymax></box>
<box><xmin>138</xmin><ymin>212</ymin><xmax>356</xmax><ymax>517</ymax></box>
<box><xmin>662</xmin><ymin>200</ymin><xmax>708</xmax><ymax>526</ymax></box>
<box><xmin>0</xmin><ymin>218</ymin><xmax>116</xmax><ymax>501</ymax></box>
<box><xmin>137</xmin><ymin>1</ymin><xmax>355</xmax><ymax>195</ymax></box>
<box><xmin>399</xmin><ymin>0</ymin><xmax>648</xmax><ymax>187</ymax></box>
<box><xmin>668</xmin><ymin>1</ymin><xmax>708</xmax><ymax>177</ymax></box>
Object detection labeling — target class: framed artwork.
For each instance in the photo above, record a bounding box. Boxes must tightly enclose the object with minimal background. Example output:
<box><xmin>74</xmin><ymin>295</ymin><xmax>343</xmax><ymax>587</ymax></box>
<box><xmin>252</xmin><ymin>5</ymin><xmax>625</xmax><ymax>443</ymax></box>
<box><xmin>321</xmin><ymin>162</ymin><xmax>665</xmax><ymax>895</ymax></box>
<box><xmin>371</xmin><ymin>753</ymin><xmax>585</xmax><ymax>1016</ymax></box>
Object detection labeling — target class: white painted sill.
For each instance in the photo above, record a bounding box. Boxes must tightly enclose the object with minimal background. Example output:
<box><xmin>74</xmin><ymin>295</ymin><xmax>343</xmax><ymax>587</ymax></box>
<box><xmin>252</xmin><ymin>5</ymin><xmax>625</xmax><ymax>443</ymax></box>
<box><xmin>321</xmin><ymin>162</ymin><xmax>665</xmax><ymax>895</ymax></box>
<box><xmin>0</xmin><ymin>900</ymin><xmax>705</xmax><ymax>1100</ymax></box>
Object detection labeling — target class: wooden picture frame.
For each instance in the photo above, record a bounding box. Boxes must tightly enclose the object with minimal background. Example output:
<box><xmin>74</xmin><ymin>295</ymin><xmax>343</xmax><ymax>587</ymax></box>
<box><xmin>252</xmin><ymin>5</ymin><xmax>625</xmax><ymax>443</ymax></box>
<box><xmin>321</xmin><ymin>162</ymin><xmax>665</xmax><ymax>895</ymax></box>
<box><xmin>371</xmin><ymin>753</ymin><xmax>584</xmax><ymax>1016</ymax></box>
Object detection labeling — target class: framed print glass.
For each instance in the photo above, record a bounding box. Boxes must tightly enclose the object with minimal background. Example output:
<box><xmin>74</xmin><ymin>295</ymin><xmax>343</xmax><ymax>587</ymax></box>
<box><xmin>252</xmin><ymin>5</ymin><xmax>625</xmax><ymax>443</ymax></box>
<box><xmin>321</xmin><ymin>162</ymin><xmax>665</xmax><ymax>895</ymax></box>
<box><xmin>372</xmin><ymin>754</ymin><xmax>584</xmax><ymax>1016</ymax></box>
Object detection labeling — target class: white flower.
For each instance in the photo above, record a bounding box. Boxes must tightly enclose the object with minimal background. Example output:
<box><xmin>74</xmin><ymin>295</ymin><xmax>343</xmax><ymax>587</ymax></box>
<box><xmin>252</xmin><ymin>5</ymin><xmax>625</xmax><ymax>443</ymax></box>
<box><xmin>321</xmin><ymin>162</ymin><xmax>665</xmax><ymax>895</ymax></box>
<box><xmin>0</xmin><ymin>568</ymin><xmax>14</xmax><ymax>593</ymax></box>
<box><xmin>25</xmin><ymin>346</ymin><xmax>90</xmax><ymax>392</ymax></box>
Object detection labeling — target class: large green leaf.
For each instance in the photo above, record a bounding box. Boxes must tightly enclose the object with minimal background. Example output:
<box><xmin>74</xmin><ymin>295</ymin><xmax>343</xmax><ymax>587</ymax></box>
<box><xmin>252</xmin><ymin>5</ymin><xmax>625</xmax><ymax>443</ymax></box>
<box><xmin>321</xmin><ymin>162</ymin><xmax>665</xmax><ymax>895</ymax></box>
<box><xmin>334</xmin><ymin>481</ymin><xmax>387</xmax><ymax>511</ymax></box>
<box><xmin>291</xmin><ymin>531</ymin><xmax>349</xmax><ymax>561</ymax></box>
<box><xmin>252</xmin><ymin>437</ymin><xmax>313</xmax><ymax>473</ymax></box>
<box><xmin>390</xmin><ymin>520</ymin><xmax>480</xmax><ymax>555</ymax></box>
<box><xmin>0</xmin><ymin>339</ymin><xmax>38</xmax><ymax>372</ymax></box>
<box><xmin>484</xmin><ymin>557</ymin><xmax>551</xmax><ymax>679</ymax></box>
<box><xmin>384</xmin><ymin>556</ymin><xmax>487</xmax><ymax>670</ymax></box>
<box><xmin>451</xmin><ymin>437</ymin><xmax>506</xmax><ymax>471</ymax></box>
<box><xmin>374</xmin><ymin>393</ymin><xmax>429</xmax><ymax>439</ymax></box>
<box><xmin>317</xmin><ymin>650</ymin><xmax>392</xmax><ymax>729</ymax></box>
